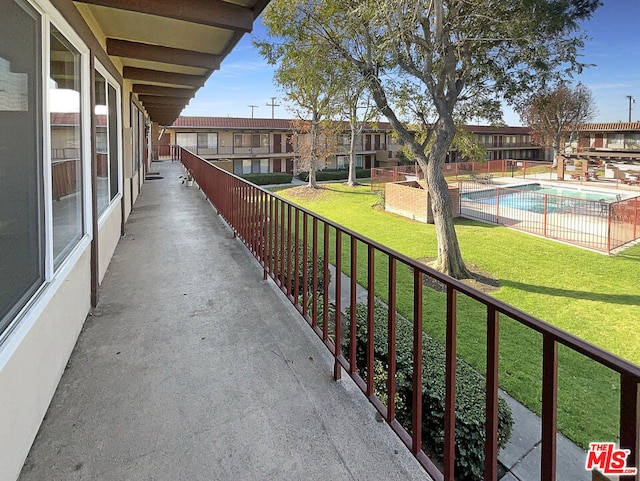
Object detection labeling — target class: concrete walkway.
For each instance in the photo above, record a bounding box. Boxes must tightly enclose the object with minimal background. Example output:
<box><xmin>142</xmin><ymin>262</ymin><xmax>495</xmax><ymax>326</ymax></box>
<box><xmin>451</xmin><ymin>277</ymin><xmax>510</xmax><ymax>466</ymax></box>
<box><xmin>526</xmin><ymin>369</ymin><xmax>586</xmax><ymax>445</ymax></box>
<box><xmin>19</xmin><ymin>161</ymin><xmax>429</xmax><ymax>481</ymax></box>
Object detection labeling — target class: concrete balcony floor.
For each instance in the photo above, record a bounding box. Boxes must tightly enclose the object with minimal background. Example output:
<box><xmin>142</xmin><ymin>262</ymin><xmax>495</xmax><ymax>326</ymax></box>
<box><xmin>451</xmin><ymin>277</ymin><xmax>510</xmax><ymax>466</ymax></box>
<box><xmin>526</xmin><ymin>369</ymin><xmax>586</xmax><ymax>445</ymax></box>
<box><xmin>19</xmin><ymin>161</ymin><xmax>430</xmax><ymax>481</ymax></box>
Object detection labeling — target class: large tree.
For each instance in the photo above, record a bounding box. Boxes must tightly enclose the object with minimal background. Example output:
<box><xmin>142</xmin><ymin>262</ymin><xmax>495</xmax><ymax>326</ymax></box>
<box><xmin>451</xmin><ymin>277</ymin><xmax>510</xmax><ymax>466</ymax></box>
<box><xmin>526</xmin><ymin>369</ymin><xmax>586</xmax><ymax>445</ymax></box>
<box><xmin>255</xmin><ymin>30</ymin><xmax>339</xmax><ymax>188</ymax></box>
<box><xmin>262</xmin><ymin>0</ymin><xmax>601</xmax><ymax>278</ymax></box>
<box><xmin>517</xmin><ymin>82</ymin><xmax>597</xmax><ymax>167</ymax></box>
<box><xmin>332</xmin><ymin>62</ymin><xmax>378</xmax><ymax>186</ymax></box>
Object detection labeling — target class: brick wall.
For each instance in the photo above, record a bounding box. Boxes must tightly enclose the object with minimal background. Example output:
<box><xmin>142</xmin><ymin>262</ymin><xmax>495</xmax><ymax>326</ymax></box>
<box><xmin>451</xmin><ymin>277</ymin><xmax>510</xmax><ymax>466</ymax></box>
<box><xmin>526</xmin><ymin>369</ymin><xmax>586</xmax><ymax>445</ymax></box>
<box><xmin>384</xmin><ymin>181</ymin><xmax>460</xmax><ymax>223</ymax></box>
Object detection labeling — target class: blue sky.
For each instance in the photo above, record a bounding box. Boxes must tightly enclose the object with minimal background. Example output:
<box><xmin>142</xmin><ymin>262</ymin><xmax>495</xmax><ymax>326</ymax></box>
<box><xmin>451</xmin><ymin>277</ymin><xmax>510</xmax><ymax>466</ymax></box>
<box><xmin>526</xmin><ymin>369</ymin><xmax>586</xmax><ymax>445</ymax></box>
<box><xmin>181</xmin><ymin>2</ymin><xmax>640</xmax><ymax>125</ymax></box>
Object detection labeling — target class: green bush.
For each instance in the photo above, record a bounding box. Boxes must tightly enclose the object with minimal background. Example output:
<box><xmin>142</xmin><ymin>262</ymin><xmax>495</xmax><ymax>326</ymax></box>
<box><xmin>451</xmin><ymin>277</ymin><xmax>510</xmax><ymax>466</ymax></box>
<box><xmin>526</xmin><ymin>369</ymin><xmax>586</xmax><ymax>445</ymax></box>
<box><xmin>297</xmin><ymin>169</ymin><xmax>371</xmax><ymax>181</ymax></box>
<box><xmin>271</xmin><ymin>241</ymin><xmax>330</xmax><ymax>296</ymax></box>
<box><xmin>346</xmin><ymin>302</ymin><xmax>513</xmax><ymax>481</ymax></box>
<box><xmin>239</xmin><ymin>173</ymin><xmax>292</xmax><ymax>185</ymax></box>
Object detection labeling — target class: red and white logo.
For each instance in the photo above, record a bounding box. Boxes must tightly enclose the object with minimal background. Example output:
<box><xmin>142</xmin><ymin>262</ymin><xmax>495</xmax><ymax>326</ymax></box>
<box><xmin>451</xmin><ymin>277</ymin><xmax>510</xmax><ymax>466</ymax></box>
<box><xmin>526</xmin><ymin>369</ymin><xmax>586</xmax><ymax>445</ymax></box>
<box><xmin>586</xmin><ymin>442</ymin><xmax>637</xmax><ymax>475</ymax></box>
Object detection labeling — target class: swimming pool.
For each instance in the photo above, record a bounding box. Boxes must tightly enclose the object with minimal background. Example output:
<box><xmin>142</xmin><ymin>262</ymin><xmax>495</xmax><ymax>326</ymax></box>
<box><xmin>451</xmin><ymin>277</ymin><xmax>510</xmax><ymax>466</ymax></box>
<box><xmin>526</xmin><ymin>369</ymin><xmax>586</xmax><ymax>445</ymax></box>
<box><xmin>461</xmin><ymin>183</ymin><xmax>622</xmax><ymax>215</ymax></box>
<box><xmin>511</xmin><ymin>183</ymin><xmax>621</xmax><ymax>202</ymax></box>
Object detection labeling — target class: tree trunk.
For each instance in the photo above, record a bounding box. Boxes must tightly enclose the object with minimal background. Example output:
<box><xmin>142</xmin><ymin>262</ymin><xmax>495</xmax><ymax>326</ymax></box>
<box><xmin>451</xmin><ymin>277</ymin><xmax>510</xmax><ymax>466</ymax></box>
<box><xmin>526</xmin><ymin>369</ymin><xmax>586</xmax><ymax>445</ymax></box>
<box><xmin>308</xmin><ymin>117</ymin><xmax>318</xmax><ymax>188</ymax></box>
<box><xmin>420</xmin><ymin>119</ymin><xmax>470</xmax><ymax>279</ymax></box>
<box><xmin>364</xmin><ymin>71</ymin><xmax>469</xmax><ymax>278</ymax></box>
<box><xmin>346</xmin><ymin>122</ymin><xmax>358</xmax><ymax>186</ymax></box>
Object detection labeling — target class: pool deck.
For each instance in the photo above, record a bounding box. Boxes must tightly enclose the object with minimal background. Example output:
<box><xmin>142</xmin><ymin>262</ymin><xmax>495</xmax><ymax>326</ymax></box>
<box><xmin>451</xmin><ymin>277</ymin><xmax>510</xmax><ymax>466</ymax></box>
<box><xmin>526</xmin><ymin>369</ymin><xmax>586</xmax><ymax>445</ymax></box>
<box><xmin>492</xmin><ymin>173</ymin><xmax>640</xmax><ymax>197</ymax></box>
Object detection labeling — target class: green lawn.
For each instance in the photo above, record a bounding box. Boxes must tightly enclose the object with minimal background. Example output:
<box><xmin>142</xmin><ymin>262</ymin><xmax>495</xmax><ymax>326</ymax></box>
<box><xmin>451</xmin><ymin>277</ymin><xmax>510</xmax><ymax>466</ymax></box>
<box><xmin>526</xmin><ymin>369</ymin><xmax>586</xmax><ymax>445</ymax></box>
<box><xmin>271</xmin><ymin>182</ymin><xmax>640</xmax><ymax>449</ymax></box>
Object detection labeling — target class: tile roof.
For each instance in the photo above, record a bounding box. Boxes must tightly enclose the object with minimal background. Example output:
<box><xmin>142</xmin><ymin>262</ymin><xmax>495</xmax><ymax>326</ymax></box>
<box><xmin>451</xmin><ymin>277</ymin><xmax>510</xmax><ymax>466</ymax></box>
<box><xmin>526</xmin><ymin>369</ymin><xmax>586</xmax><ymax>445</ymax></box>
<box><xmin>171</xmin><ymin>117</ymin><xmax>296</xmax><ymax>130</ymax></box>
<box><xmin>460</xmin><ymin>125</ymin><xmax>533</xmax><ymax>134</ymax></box>
<box><xmin>574</xmin><ymin>122</ymin><xmax>640</xmax><ymax>132</ymax></box>
<box><xmin>50</xmin><ymin>112</ymin><xmax>107</xmax><ymax>127</ymax></box>
<box><xmin>171</xmin><ymin>116</ymin><xmax>393</xmax><ymax>131</ymax></box>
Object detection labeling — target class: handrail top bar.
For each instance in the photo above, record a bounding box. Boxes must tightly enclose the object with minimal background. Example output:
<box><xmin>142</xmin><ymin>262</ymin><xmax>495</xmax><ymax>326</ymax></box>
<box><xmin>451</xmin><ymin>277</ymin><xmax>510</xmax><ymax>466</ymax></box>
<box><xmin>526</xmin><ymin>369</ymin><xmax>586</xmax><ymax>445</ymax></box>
<box><xmin>187</xmin><ymin>150</ymin><xmax>640</xmax><ymax>380</ymax></box>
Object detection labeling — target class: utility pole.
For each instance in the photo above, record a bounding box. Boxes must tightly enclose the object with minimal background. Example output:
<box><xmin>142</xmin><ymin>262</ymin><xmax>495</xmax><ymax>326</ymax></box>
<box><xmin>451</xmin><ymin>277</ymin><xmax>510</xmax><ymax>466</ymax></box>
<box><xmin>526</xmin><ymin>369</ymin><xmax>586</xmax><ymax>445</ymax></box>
<box><xmin>626</xmin><ymin>95</ymin><xmax>635</xmax><ymax>122</ymax></box>
<box><xmin>248</xmin><ymin>105</ymin><xmax>259</xmax><ymax>118</ymax></box>
<box><xmin>266</xmin><ymin>97</ymin><xmax>281</xmax><ymax>119</ymax></box>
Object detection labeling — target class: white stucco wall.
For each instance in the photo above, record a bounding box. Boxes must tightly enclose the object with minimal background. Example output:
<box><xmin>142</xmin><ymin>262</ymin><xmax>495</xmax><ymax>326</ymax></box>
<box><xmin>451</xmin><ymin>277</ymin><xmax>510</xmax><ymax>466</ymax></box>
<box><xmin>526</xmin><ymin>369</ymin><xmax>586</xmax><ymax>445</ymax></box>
<box><xmin>0</xmin><ymin>248</ymin><xmax>92</xmax><ymax>481</ymax></box>
<box><xmin>98</xmin><ymin>205</ymin><xmax>122</xmax><ymax>283</ymax></box>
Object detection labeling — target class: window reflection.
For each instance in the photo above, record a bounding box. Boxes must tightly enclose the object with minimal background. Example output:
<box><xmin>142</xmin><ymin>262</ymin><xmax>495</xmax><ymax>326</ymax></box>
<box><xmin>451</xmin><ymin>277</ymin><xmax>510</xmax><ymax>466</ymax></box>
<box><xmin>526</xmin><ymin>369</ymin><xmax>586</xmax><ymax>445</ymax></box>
<box><xmin>50</xmin><ymin>26</ymin><xmax>83</xmax><ymax>267</ymax></box>
<box><xmin>95</xmin><ymin>71</ymin><xmax>108</xmax><ymax>215</ymax></box>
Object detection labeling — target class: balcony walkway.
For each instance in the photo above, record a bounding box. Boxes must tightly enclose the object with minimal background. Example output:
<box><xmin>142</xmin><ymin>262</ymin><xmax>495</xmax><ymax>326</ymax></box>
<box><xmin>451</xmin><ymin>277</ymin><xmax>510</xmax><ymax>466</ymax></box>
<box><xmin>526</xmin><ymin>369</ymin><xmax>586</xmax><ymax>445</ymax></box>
<box><xmin>19</xmin><ymin>161</ymin><xmax>429</xmax><ymax>481</ymax></box>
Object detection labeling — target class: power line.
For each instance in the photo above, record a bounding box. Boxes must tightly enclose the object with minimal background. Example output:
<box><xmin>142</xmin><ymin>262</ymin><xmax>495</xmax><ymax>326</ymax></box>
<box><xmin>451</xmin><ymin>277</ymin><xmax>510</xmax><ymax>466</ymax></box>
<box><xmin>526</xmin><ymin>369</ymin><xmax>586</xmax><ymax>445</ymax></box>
<box><xmin>266</xmin><ymin>97</ymin><xmax>281</xmax><ymax>119</ymax></box>
<box><xmin>626</xmin><ymin>95</ymin><xmax>635</xmax><ymax>123</ymax></box>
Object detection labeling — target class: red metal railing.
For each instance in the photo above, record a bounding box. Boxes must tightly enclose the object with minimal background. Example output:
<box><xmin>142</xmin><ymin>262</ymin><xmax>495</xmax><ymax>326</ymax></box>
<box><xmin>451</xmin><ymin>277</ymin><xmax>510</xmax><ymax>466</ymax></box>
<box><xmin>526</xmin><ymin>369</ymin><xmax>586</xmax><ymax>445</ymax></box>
<box><xmin>180</xmin><ymin>147</ymin><xmax>639</xmax><ymax>481</ymax></box>
<box><xmin>459</xmin><ymin>182</ymin><xmax>640</xmax><ymax>252</ymax></box>
<box><xmin>151</xmin><ymin>144</ymin><xmax>181</xmax><ymax>161</ymax></box>
<box><xmin>371</xmin><ymin>160</ymin><xmax>555</xmax><ymax>190</ymax></box>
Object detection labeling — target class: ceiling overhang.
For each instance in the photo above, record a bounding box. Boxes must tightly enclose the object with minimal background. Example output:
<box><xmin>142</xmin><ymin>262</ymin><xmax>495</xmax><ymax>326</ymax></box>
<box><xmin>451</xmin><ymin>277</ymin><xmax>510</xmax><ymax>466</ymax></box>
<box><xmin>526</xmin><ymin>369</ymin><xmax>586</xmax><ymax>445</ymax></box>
<box><xmin>74</xmin><ymin>0</ymin><xmax>270</xmax><ymax>125</ymax></box>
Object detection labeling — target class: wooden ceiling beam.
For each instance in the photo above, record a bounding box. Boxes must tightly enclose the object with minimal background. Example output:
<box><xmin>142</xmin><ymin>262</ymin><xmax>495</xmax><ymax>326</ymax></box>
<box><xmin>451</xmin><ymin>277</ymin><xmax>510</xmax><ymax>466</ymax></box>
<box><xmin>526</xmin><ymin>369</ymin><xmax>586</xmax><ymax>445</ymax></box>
<box><xmin>75</xmin><ymin>0</ymin><xmax>254</xmax><ymax>33</ymax></box>
<box><xmin>123</xmin><ymin>67</ymin><xmax>204</xmax><ymax>87</ymax></box>
<box><xmin>107</xmin><ymin>38</ymin><xmax>221</xmax><ymax>70</ymax></box>
<box><xmin>132</xmin><ymin>85</ymin><xmax>196</xmax><ymax>98</ymax></box>
<box><xmin>137</xmin><ymin>95</ymin><xmax>190</xmax><ymax>106</ymax></box>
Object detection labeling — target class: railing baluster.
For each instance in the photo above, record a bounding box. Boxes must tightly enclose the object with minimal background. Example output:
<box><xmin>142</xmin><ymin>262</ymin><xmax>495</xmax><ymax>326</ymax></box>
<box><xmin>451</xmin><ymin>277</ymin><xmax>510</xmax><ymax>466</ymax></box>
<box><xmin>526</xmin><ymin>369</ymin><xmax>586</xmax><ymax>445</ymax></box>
<box><xmin>387</xmin><ymin>256</ymin><xmax>397</xmax><ymax>422</ymax></box>
<box><xmin>279</xmin><ymin>200</ymin><xmax>285</xmax><ymax>289</ymax></box>
<box><xmin>366</xmin><ymin>244</ymin><xmax>375</xmax><ymax>398</ymax></box>
<box><xmin>323</xmin><ymin>223</ymin><xmax>330</xmax><ymax>341</ymax></box>
<box><xmin>334</xmin><ymin>229</ymin><xmax>342</xmax><ymax>381</ymax></box>
<box><xmin>349</xmin><ymin>237</ymin><xmax>357</xmax><ymax>374</ymax></box>
<box><xmin>312</xmin><ymin>218</ymin><xmax>318</xmax><ymax>329</ymax></box>
<box><xmin>302</xmin><ymin>212</ymin><xmax>309</xmax><ymax>319</ymax></box>
<box><xmin>293</xmin><ymin>209</ymin><xmax>300</xmax><ymax>306</ymax></box>
<box><xmin>286</xmin><ymin>203</ymin><xmax>292</xmax><ymax>297</ymax></box>
<box><xmin>541</xmin><ymin>335</ymin><xmax>558</xmax><ymax>481</ymax></box>
<box><xmin>412</xmin><ymin>269</ymin><xmax>423</xmax><ymax>455</ymax></box>
<box><xmin>485</xmin><ymin>306</ymin><xmax>499</xmax><ymax>481</ymax></box>
<box><xmin>444</xmin><ymin>285</ymin><xmax>457</xmax><ymax>481</ymax></box>
<box><xmin>620</xmin><ymin>373</ymin><xmax>639</xmax><ymax>481</ymax></box>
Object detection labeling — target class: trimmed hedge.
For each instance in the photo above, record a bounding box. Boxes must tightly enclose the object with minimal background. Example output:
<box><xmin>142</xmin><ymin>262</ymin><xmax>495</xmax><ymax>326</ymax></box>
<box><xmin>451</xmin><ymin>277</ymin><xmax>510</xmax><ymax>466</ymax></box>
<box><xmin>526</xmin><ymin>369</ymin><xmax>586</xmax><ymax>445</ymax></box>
<box><xmin>239</xmin><ymin>173</ymin><xmax>293</xmax><ymax>185</ymax></box>
<box><xmin>346</xmin><ymin>302</ymin><xmax>513</xmax><ymax>481</ymax></box>
<box><xmin>297</xmin><ymin>168</ymin><xmax>371</xmax><ymax>182</ymax></box>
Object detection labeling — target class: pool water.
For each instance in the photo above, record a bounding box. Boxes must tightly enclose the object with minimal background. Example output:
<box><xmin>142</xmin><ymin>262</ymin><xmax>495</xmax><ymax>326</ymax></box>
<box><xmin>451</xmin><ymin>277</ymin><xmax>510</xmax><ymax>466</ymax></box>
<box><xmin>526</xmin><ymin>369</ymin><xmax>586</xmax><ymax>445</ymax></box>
<box><xmin>514</xmin><ymin>183</ymin><xmax>620</xmax><ymax>201</ymax></box>
<box><xmin>462</xmin><ymin>183</ymin><xmax>620</xmax><ymax>214</ymax></box>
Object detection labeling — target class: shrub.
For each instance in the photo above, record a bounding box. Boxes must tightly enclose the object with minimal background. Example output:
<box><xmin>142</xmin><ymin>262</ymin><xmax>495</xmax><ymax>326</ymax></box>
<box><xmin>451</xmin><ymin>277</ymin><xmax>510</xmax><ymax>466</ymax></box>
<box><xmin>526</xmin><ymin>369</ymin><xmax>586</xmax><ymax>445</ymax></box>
<box><xmin>297</xmin><ymin>169</ymin><xmax>371</xmax><ymax>182</ymax></box>
<box><xmin>270</xmin><ymin>240</ymin><xmax>330</xmax><ymax>296</ymax></box>
<box><xmin>346</xmin><ymin>302</ymin><xmax>513</xmax><ymax>481</ymax></box>
<box><xmin>239</xmin><ymin>173</ymin><xmax>293</xmax><ymax>185</ymax></box>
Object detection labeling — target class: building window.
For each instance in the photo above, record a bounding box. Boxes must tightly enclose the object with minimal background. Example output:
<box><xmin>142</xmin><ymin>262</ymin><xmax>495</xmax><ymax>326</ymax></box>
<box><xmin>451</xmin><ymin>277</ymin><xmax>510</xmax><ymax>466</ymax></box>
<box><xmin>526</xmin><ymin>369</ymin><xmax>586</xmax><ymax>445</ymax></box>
<box><xmin>198</xmin><ymin>132</ymin><xmax>217</xmax><ymax>148</ymax></box>
<box><xmin>50</xmin><ymin>26</ymin><xmax>84</xmax><ymax>268</ymax></box>
<box><xmin>0</xmin><ymin>0</ymin><xmax>44</xmax><ymax>335</ymax></box>
<box><xmin>176</xmin><ymin>132</ymin><xmax>197</xmax><ymax>150</ymax></box>
<box><xmin>94</xmin><ymin>68</ymin><xmax>120</xmax><ymax>216</ymax></box>
<box><xmin>234</xmin><ymin>133</ymin><xmax>268</xmax><ymax>148</ymax></box>
<box><xmin>130</xmin><ymin>103</ymin><xmax>144</xmax><ymax>176</ymax></box>
<box><xmin>336</xmin><ymin>156</ymin><xmax>348</xmax><ymax>169</ymax></box>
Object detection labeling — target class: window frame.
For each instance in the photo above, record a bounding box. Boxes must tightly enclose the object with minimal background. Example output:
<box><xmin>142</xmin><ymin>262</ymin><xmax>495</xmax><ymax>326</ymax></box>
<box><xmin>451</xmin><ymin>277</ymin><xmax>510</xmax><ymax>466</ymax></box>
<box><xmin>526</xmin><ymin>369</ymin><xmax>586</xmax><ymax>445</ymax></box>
<box><xmin>1</xmin><ymin>0</ymin><xmax>92</xmax><ymax>345</ymax></box>
<box><xmin>42</xmin><ymin>2</ymin><xmax>92</xmax><ymax>277</ymax></box>
<box><xmin>94</xmin><ymin>60</ymin><xmax>122</xmax><ymax>225</ymax></box>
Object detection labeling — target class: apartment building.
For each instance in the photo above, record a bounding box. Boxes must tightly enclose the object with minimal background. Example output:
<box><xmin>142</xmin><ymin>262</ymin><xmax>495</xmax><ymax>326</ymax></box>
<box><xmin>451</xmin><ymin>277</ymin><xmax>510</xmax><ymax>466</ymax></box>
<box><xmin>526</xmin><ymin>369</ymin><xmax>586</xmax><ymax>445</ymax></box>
<box><xmin>165</xmin><ymin>117</ymin><xmax>398</xmax><ymax>173</ymax></box>
<box><xmin>452</xmin><ymin>125</ymin><xmax>547</xmax><ymax>162</ymax></box>
<box><xmin>0</xmin><ymin>1</ymin><xmax>265</xmax><ymax>479</ymax></box>
<box><xmin>166</xmin><ymin>119</ymin><xmax>548</xmax><ymax>171</ymax></box>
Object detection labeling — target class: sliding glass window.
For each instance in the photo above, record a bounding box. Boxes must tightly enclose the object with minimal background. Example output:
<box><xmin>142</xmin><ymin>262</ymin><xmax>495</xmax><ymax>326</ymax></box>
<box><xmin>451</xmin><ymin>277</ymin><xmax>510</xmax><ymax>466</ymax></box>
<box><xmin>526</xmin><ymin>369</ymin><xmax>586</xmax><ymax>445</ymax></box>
<box><xmin>94</xmin><ymin>69</ymin><xmax>120</xmax><ymax>216</ymax></box>
<box><xmin>0</xmin><ymin>0</ymin><xmax>44</xmax><ymax>335</ymax></box>
<box><xmin>50</xmin><ymin>26</ymin><xmax>84</xmax><ymax>268</ymax></box>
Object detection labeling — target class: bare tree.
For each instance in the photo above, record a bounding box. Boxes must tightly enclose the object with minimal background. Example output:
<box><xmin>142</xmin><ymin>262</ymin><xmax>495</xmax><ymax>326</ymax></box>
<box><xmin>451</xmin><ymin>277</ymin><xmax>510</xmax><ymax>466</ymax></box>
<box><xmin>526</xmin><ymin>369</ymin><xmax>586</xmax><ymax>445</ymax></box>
<box><xmin>518</xmin><ymin>83</ymin><xmax>597</xmax><ymax>168</ymax></box>
<box><xmin>291</xmin><ymin>118</ymin><xmax>338</xmax><ymax>186</ymax></box>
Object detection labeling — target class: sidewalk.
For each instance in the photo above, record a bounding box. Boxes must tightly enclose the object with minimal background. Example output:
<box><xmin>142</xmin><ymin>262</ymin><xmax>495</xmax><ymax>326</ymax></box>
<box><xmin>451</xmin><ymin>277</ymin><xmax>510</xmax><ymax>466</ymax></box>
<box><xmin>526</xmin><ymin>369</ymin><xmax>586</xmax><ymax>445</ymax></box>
<box><xmin>18</xmin><ymin>161</ymin><xmax>429</xmax><ymax>481</ymax></box>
